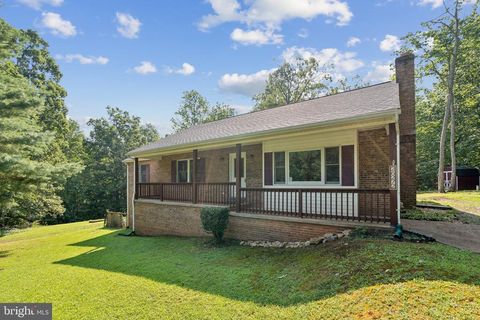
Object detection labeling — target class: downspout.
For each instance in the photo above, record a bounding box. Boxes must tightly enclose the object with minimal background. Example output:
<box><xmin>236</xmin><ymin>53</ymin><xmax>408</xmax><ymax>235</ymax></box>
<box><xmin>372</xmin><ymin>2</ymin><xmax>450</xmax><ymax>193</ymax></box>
<box><xmin>131</xmin><ymin>163</ymin><xmax>136</xmax><ymax>232</ymax></box>
<box><xmin>395</xmin><ymin>114</ymin><xmax>401</xmax><ymax>225</ymax></box>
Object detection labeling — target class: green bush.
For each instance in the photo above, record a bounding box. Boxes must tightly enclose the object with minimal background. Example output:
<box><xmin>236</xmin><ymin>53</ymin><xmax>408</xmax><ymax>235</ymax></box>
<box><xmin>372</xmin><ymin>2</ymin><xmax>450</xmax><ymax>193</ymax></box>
<box><xmin>200</xmin><ymin>207</ymin><xmax>229</xmax><ymax>243</ymax></box>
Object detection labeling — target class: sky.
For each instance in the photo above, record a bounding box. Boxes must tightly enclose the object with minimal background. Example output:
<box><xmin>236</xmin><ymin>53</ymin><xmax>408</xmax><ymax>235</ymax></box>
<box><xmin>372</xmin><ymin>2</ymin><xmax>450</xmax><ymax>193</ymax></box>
<box><xmin>0</xmin><ymin>0</ymin><xmax>458</xmax><ymax>135</ymax></box>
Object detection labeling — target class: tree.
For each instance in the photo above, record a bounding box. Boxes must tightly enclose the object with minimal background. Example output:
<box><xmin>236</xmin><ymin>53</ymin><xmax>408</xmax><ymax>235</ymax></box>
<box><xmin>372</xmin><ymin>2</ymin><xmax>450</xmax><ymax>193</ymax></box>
<box><xmin>1</xmin><ymin>18</ymin><xmax>86</xmax><ymax>222</ymax></box>
<box><xmin>205</xmin><ymin>102</ymin><xmax>235</xmax><ymax>122</ymax></box>
<box><xmin>0</xmin><ymin>67</ymin><xmax>80</xmax><ymax>229</ymax></box>
<box><xmin>171</xmin><ymin>90</ymin><xmax>235</xmax><ymax>132</ymax></box>
<box><xmin>74</xmin><ymin>107</ymin><xmax>159</xmax><ymax>219</ymax></box>
<box><xmin>403</xmin><ymin>0</ymin><xmax>479</xmax><ymax>192</ymax></box>
<box><xmin>253</xmin><ymin>57</ymin><xmax>331</xmax><ymax>110</ymax></box>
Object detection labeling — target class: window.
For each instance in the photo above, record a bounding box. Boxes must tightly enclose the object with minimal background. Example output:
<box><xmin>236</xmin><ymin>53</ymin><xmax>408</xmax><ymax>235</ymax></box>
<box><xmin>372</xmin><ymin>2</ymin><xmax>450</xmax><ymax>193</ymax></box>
<box><xmin>177</xmin><ymin>160</ymin><xmax>189</xmax><ymax>183</ymax></box>
<box><xmin>274</xmin><ymin>152</ymin><xmax>285</xmax><ymax>184</ymax></box>
<box><xmin>325</xmin><ymin>147</ymin><xmax>340</xmax><ymax>184</ymax></box>
<box><xmin>139</xmin><ymin>164</ymin><xmax>150</xmax><ymax>183</ymax></box>
<box><xmin>289</xmin><ymin>150</ymin><xmax>322</xmax><ymax>182</ymax></box>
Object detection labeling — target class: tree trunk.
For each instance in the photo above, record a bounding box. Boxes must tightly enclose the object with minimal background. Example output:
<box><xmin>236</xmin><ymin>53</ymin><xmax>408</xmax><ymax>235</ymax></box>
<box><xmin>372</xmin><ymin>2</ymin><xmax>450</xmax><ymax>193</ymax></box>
<box><xmin>437</xmin><ymin>0</ymin><xmax>460</xmax><ymax>193</ymax></box>
<box><xmin>448</xmin><ymin>2</ymin><xmax>461</xmax><ymax>192</ymax></box>
<box><xmin>437</xmin><ymin>103</ymin><xmax>450</xmax><ymax>193</ymax></box>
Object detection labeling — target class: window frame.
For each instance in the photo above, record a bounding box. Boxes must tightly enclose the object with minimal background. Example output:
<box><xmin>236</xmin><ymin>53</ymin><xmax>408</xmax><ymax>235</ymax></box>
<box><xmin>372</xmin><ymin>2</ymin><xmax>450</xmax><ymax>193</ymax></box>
<box><xmin>139</xmin><ymin>164</ymin><xmax>150</xmax><ymax>183</ymax></box>
<box><xmin>176</xmin><ymin>158</ymin><xmax>193</xmax><ymax>183</ymax></box>
<box><xmin>325</xmin><ymin>146</ymin><xmax>341</xmax><ymax>184</ymax></box>
<box><xmin>269</xmin><ymin>146</ymin><xmax>345</xmax><ymax>187</ymax></box>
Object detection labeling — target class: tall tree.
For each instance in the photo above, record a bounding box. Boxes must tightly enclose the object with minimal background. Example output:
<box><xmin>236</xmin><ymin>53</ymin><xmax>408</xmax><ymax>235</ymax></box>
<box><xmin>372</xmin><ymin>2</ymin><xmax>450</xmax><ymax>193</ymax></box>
<box><xmin>0</xmin><ymin>66</ymin><xmax>80</xmax><ymax>229</ymax></box>
<box><xmin>0</xmin><ymin>18</ymin><xmax>85</xmax><ymax>222</ymax></box>
<box><xmin>403</xmin><ymin>0</ymin><xmax>478</xmax><ymax>192</ymax></box>
<box><xmin>253</xmin><ymin>57</ymin><xmax>331</xmax><ymax>110</ymax></box>
<box><xmin>76</xmin><ymin>107</ymin><xmax>159</xmax><ymax>219</ymax></box>
<box><xmin>171</xmin><ymin>90</ymin><xmax>235</xmax><ymax>132</ymax></box>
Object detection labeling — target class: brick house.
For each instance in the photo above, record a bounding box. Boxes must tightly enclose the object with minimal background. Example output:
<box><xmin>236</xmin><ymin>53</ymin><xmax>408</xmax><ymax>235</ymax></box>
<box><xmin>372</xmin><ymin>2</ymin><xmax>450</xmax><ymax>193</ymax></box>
<box><xmin>124</xmin><ymin>53</ymin><xmax>416</xmax><ymax>241</ymax></box>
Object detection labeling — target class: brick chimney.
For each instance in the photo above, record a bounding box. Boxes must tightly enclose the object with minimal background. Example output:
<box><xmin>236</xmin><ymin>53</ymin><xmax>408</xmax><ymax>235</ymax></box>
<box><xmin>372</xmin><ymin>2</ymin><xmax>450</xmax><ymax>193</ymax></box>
<box><xmin>395</xmin><ymin>52</ymin><xmax>416</xmax><ymax>208</ymax></box>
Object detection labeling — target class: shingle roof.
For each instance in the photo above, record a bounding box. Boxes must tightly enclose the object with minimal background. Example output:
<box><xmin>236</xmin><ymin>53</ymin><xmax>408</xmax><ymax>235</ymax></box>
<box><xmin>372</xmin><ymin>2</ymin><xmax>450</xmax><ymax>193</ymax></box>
<box><xmin>129</xmin><ymin>81</ymin><xmax>400</xmax><ymax>156</ymax></box>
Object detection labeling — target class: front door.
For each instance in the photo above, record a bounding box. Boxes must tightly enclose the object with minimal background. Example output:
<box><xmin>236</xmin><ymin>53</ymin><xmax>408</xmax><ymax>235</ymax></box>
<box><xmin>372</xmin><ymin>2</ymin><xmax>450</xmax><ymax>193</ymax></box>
<box><xmin>229</xmin><ymin>152</ymin><xmax>246</xmax><ymax>187</ymax></box>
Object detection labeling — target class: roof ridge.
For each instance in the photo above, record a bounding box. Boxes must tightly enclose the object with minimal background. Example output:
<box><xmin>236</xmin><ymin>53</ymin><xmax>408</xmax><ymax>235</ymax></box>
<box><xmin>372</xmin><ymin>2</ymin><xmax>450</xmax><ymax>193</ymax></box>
<box><xmin>173</xmin><ymin>81</ymin><xmax>395</xmax><ymax>135</ymax></box>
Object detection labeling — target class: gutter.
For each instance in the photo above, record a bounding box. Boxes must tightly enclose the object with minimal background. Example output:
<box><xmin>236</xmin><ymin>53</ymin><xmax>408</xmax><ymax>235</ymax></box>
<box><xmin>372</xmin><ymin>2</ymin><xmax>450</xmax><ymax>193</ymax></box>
<box><xmin>128</xmin><ymin>109</ymin><xmax>401</xmax><ymax>158</ymax></box>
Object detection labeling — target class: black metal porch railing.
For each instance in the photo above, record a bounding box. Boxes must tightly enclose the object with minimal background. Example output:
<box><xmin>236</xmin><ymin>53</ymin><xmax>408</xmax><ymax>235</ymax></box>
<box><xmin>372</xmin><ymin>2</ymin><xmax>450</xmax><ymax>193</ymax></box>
<box><xmin>136</xmin><ymin>182</ymin><xmax>391</xmax><ymax>224</ymax></box>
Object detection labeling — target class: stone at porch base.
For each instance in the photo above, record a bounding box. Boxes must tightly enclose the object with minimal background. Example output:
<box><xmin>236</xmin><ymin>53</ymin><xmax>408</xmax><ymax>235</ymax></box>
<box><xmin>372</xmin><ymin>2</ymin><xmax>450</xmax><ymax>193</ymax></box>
<box><xmin>239</xmin><ymin>230</ymin><xmax>351</xmax><ymax>248</ymax></box>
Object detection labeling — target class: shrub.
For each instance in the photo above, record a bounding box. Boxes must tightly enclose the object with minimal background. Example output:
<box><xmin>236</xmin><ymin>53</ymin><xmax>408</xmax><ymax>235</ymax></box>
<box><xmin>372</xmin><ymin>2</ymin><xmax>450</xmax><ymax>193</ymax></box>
<box><xmin>200</xmin><ymin>207</ymin><xmax>229</xmax><ymax>243</ymax></box>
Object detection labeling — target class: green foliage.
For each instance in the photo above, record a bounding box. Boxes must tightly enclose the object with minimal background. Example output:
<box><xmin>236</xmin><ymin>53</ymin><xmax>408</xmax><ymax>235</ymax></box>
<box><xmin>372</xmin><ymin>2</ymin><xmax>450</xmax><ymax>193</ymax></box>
<box><xmin>200</xmin><ymin>207</ymin><xmax>229</xmax><ymax>243</ymax></box>
<box><xmin>171</xmin><ymin>90</ymin><xmax>235</xmax><ymax>132</ymax></box>
<box><xmin>253</xmin><ymin>57</ymin><xmax>369</xmax><ymax>111</ymax></box>
<box><xmin>403</xmin><ymin>4</ymin><xmax>480</xmax><ymax>190</ymax></box>
<box><xmin>67</xmin><ymin>107</ymin><xmax>159</xmax><ymax>221</ymax></box>
<box><xmin>253</xmin><ymin>57</ymin><xmax>330</xmax><ymax>110</ymax></box>
<box><xmin>0</xmin><ymin>68</ymin><xmax>80</xmax><ymax>228</ymax></box>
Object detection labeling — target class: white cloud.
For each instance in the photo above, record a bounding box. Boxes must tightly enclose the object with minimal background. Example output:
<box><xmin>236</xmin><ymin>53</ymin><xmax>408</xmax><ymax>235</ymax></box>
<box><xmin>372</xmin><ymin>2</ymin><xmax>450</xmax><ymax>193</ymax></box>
<box><xmin>199</xmin><ymin>0</ymin><xmax>352</xmax><ymax>45</ymax></box>
<box><xmin>41</xmin><ymin>12</ymin><xmax>76</xmax><ymax>37</ymax></box>
<box><xmin>232</xmin><ymin>104</ymin><xmax>253</xmax><ymax>114</ymax></box>
<box><xmin>17</xmin><ymin>0</ymin><xmax>62</xmax><ymax>10</ymax></box>
<box><xmin>230</xmin><ymin>28</ymin><xmax>283</xmax><ymax>46</ymax></box>
<box><xmin>364</xmin><ymin>62</ymin><xmax>393</xmax><ymax>83</ymax></box>
<box><xmin>379</xmin><ymin>34</ymin><xmax>401</xmax><ymax>52</ymax></box>
<box><xmin>116</xmin><ymin>12</ymin><xmax>141</xmax><ymax>39</ymax></box>
<box><xmin>282</xmin><ymin>46</ymin><xmax>364</xmax><ymax>73</ymax></box>
<box><xmin>218</xmin><ymin>69</ymin><xmax>273</xmax><ymax>97</ymax></box>
<box><xmin>417</xmin><ymin>0</ymin><xmax>442</xmax><ymax>9</ymax></box>
<box><xmin>56</xmin><ymin>54</ymin><xmax>109</xmax><ymax>65</ymax></box>
<box><xmin>166</xmin><ymin>63</ymin><xmax>196</xmax><ymax>76</ymax></box>
<box><xmin>200</xmin><ymin>0</ymin><xmax>353</xmax><ymax>29</ymax></box>
<box><xmin>297</xmin><ymin>28</ymin><xmax>309</xmax><ymax>38</ymax></box>
<box><xmin>346</xmin><ymin>36</ymin><xmax>361</xmax><ymax>47</ymax></box>
<box><xmin>133</xmin><ymin>61</ymin><xmax>157</xmax><ymax>75</ymax></box>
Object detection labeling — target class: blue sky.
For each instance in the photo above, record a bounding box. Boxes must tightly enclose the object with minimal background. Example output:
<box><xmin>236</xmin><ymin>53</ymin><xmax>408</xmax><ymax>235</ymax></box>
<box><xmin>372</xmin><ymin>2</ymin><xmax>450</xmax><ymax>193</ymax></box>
<box><xmin>1</xmin><ymin>0</ymin><xmax>451</xmax><ymax>135</ymax></box>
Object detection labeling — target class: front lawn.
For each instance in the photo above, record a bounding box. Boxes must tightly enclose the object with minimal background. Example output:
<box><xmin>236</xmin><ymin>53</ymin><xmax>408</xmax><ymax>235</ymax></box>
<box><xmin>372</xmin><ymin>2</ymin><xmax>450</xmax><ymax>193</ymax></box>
<box><xmin>1</xmin><ymin>222</ymin><xmax>479</xmax><ymax>319</ymax></box>
<box><xmin>418</xmin><ymin>191</ymin><xmax>480</xmax><ymax>216</ymax></box>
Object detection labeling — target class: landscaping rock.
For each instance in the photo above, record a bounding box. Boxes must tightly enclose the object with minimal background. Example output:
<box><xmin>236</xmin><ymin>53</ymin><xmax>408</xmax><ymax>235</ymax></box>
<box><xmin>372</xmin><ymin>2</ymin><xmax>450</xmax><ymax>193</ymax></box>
<box><xmin>239</xmin><ymin>229</ymin><xmax>351</xmax><ymax>248</ymax></box>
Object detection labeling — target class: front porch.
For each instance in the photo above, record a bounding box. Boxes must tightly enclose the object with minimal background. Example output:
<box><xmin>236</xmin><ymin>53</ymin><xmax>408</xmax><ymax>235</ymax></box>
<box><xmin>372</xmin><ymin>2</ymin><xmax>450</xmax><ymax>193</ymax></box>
<box><xmin>128</xmin><ymin>124</ymin><xmax>400</xmax><ymax>228</ymax></box>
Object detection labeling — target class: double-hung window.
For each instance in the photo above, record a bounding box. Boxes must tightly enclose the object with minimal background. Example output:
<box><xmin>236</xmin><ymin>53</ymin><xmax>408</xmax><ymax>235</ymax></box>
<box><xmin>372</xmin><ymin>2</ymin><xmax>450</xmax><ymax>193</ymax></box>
<box><xmin>274</xmin><ymin>152</ymin><xmax>286</xmax><ymax>184</ymax></box>
<box><xmin>325</xmin><ymin>147</ymin><xmax>340</xmax><ymax>184</ymax></box>
<box><xmin>177</xmin><ymin>159</ymin><xmax>193</xmax><ymax>183</ymax></box>
<box><xmin>139</xmin><ymin>164</ymin><xmax>150</xmax><ymax>183</ymax></box>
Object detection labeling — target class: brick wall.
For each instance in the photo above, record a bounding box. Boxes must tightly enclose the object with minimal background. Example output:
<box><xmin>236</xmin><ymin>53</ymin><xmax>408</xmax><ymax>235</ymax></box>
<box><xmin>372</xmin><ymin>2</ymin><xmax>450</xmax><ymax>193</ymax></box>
<box><xmin>133</xmin><ymin>200</ymin><xmax>347</xmax><ymax>241</ymax></box>
<box><xmin>358</xmin><ymin>128</ymin><xmax>389</xmax><ymax>189</ymax></box>
<box><xmin>395</xmin><ymin>53</ymin><xmax>417</xmax><ymax>207</ymax></box>
<box><xmin>135</xmin><ymin>144</ymin><xmax>263</xmax><ymax>187</ymax></box>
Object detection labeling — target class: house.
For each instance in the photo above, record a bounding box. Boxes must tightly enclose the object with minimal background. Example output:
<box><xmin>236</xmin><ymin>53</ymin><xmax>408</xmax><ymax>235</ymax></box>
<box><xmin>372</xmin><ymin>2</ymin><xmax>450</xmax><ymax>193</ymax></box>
<box><xmin>124</xmin><ymin>53</ymin><xmax>416</xmax><ymax>242</ymax></box>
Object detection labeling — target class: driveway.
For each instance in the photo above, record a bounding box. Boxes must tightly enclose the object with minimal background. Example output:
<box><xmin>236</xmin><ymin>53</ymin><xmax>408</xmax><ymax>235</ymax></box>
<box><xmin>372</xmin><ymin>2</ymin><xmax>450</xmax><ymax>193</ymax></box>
<box><xmin>403</xmin><ymin>219</ymin><xmax>480</xmax><ymax>253</ymax></box>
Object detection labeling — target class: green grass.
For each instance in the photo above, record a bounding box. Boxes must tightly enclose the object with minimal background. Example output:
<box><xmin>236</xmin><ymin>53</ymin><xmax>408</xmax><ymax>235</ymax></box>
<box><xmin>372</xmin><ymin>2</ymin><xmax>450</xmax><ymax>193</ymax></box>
<box><xmin>1</xmin><ymin>222</ymin><xmax>480</xmax><ymax>319</ymax></box>
<box><xmin>418</xmin><ymin>191</ymin><xmax>480</xmax><ymax>216</ymax></box>
<box><xmin>403</xmin><ymin>207</ymin><xmax>480</xmax><ymax>224</ymax></box>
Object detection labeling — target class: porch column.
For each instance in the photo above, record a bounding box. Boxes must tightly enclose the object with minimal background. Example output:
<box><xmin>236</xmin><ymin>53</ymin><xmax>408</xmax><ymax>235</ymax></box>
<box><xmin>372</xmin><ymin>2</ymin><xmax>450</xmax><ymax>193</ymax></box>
<box><xmin>134</xmin><ymin>157</ymin><xmax>139</xmax><ymax>199</ymax></box>
<box><xmin>388</xmin><ymin>123</ymin><xmax>398</xmax><ymax>226</ymax></box>
<box><xmin>235</xmin><ymin>144</ymin><xmax>241</xmax><ymax>212</ymax></box>
<box><xmin>192</xmin><ymin>149</ymin><xmax>198</xmax><ymax>204</ymax></box>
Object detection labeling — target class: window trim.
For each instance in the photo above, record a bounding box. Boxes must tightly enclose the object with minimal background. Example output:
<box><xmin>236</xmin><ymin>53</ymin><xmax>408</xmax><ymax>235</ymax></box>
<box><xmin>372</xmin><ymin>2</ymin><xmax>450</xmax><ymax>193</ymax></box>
<box><xmin>270</xmin><ymin>146</ymin><xmax>345</xmax><ymax>187</ymax></box>
<box><xmin>176</xmin><ymin>158</ymin><xmax>192</xmax><ymax>183</ymax></box>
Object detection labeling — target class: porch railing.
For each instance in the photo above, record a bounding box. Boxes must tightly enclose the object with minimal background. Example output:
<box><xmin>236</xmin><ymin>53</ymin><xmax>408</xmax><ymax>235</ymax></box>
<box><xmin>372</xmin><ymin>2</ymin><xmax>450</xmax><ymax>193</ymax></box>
<box><xmin>136</xmin><ymin>182</ymin><xmax>391</xmax><ymax>224</ymax></box>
